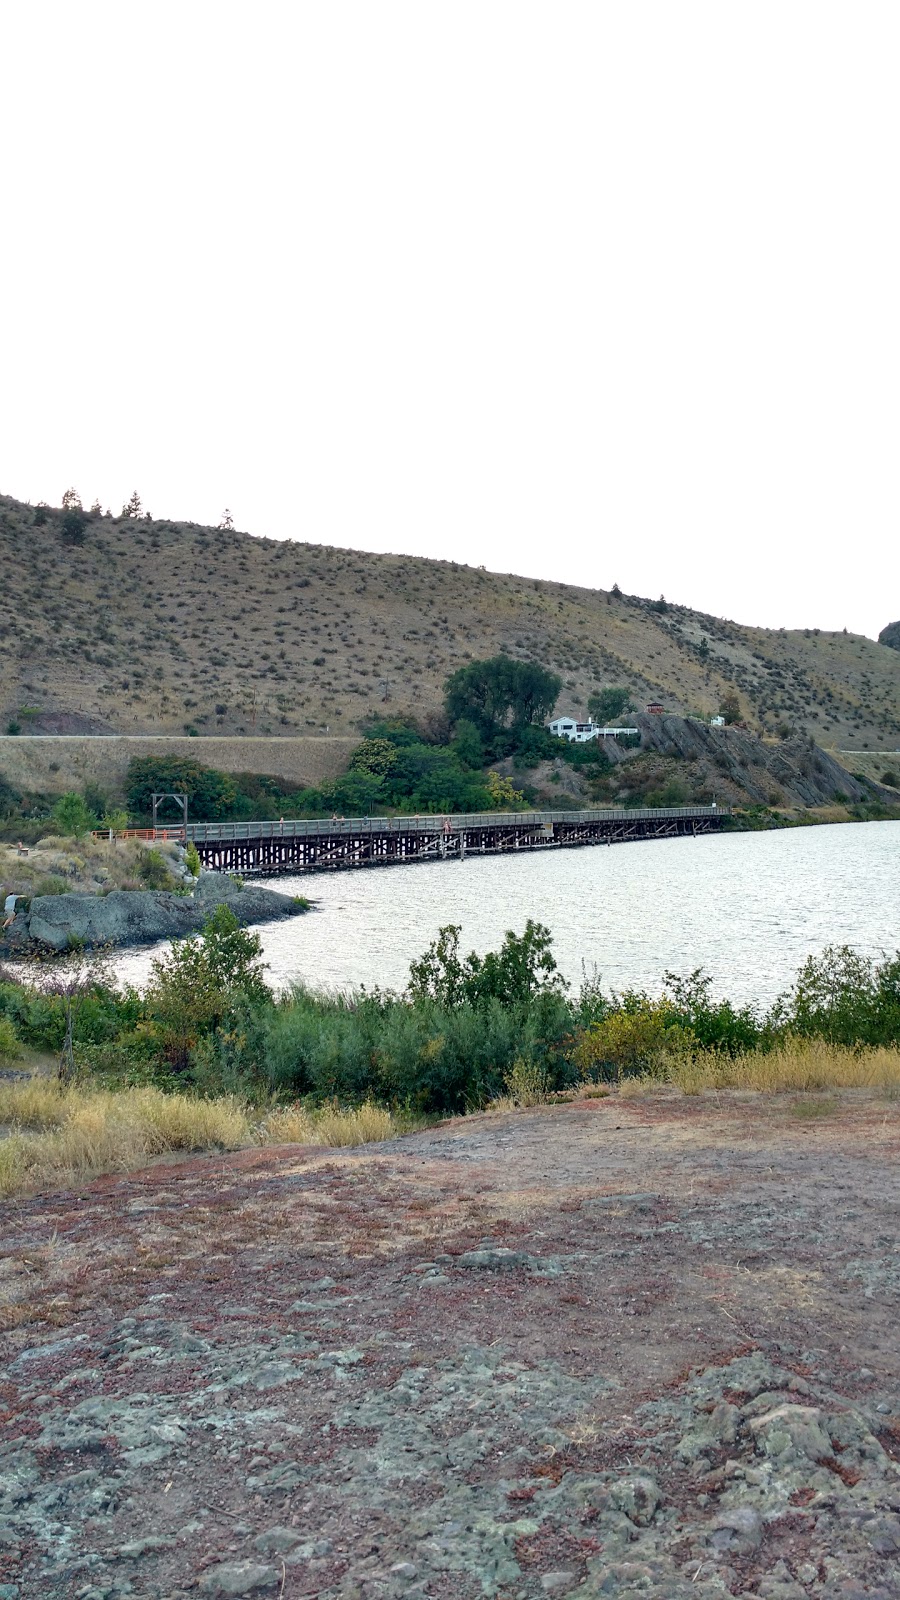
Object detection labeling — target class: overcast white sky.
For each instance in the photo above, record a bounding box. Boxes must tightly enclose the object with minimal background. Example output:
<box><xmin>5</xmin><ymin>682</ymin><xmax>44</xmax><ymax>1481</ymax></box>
<box><xmin>2</xmin><ymin>3</ymin><xmax>898</xmax><ymax>639</ymax></box>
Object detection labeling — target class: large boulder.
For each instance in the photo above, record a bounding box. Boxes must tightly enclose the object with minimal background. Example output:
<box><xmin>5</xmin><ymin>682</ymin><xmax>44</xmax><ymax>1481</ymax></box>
<box><xmin>3</xmin><ymin>871</ymin><xmax>306</xmax><ymax>954</ymax></box>
<box><xmin>878</xmin><ymin>620</ymin><xmax>900</xmax><ymax>651</ymax></box>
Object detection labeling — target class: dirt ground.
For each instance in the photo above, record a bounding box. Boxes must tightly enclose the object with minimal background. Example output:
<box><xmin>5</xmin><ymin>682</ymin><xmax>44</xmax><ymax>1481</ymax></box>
<box><xmin>1</xmin><ymin>1092</ymin><xmax>899</xmax><ymax>1600</ymax></box>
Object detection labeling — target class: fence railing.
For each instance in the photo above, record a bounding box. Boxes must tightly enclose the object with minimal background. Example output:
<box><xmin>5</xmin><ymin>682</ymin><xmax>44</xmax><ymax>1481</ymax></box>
<box><xmin>92</xmin><ymin>805</ymin><xmax>729</xmax><ymax>846</ymax></box>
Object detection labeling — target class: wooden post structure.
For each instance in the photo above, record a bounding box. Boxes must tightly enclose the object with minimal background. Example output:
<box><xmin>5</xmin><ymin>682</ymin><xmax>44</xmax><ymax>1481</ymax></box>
<box><xmin>151</xmin><ymin>791</ymin><xmax>189</xmax><ymax>840</ymax></box>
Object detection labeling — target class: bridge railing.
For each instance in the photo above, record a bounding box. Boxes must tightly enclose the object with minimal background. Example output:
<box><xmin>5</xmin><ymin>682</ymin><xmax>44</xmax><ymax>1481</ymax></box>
<box><xmin>182</xmin><ymin>805</ymin><xmax>728</xmax><ymax>844</ymax></box>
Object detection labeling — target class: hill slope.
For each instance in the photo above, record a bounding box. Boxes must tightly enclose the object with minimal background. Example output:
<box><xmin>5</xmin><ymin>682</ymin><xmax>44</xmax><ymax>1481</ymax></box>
<box><xmin>1</xmin><ymin>493</ymin><xmax>897</xmax><ymax>748</ymax></box>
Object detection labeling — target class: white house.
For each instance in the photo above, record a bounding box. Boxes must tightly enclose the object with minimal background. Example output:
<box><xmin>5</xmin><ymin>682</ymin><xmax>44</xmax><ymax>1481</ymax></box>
<box><xmin>548</xmin><ymin>717</ymin><xmax>597</xmax><ymax>742</ymax></box>
<box><xmin>548</xmin><ymin>717</ymin><xmax>640</xmax><ymax>743</ymax></box>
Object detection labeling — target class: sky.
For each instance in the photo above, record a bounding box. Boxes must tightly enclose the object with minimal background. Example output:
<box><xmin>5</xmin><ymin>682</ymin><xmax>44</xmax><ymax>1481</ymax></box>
<box><xmin>2</xmin><ymin>3</ymin><xmax>898</xmax><ymax>640</ymax></box>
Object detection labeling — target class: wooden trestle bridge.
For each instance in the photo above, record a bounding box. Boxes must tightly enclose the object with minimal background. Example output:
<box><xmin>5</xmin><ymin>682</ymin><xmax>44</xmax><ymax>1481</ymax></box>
<box><xmin>158</xmin><ymin>806</ymin><xmax>729</xmax><ymax>876</ymax></box>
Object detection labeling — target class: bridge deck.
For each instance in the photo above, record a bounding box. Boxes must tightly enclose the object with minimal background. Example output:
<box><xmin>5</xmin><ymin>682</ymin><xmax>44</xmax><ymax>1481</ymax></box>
<box><xmin>154</xmin><ymin>806</ymin><xmax>731</xmax><ymax>875</ymax></box>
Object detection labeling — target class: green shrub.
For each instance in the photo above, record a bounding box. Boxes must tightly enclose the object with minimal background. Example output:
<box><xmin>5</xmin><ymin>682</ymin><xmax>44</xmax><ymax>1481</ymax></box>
<box><xmin>52</xmin><ymin>792</ymin><xmax>96</xmax><ymax>838</ymax></box>
<box><xmin>125</xmin><ymin>756</ymin><xmax>237</xmax><ymax>822</ymax></box>
<box><xmin>138</xmin><ymin>848</ymin><xmax>173</xmax><ymax>888</ymax></box>
<box><xmin>503</xmin><ymin>1057</ymin><xmax>552</xmax><ymax>1106</ymax></box>
<box><xmin>572</xmin><ymin>1000</ymin><xmax>694</xmax><ymax>1081</ymax></box>
<box><xmin>32</xmin><ymin>875</ymin><xmax>69</xmax><ymax>897</ymax></box>
<box><xmin>773</xmin><ymin>945</ymin><xmax>900</xmax><ymax>1048</ymax></box>
<box><xmin>0</xmin><ymin>1016</ymin><xmax>20</xmax><ymax>1065</ymax></box>
<box><xmin>145</xmin><ymin>906</ymin><xmax>269</xmax><ymax>1070</ymax></box>
<box><xmin>407</xmin><ymin>921</ymin><xmax>566</xmax><ymax>1009</ymax></box>
<box><xmin>101</xmin><ymin>809</ymin><xmax>129</xmax><ymax>833</ymax></box>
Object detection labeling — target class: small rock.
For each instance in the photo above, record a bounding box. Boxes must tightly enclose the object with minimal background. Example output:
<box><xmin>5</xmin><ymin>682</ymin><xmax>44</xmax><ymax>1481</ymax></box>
<box><xmin>750</xmin><ymin>1403</ymin><xmax>833</xmax><ymax>1463</ymax></box>
<box><xmin>457</xmin><ymin>1248</ymin><xmax>534</xmax><ymax>1271</ymax></box>
<box><xmin>708</xmin><ymin>1507</ymin><xmax>763</xmax><ymax>1553</ymax></box>
<box><xmin>541</xmin><ymin>1573</ymin><xmax>578</xmax><ymax>1594</ymax></box>
<box><xmin>118</xmin><ymin>1535</ymin><xmax>176</xmax><ymax>1558</ymax></box>
<box><xmin>253</xmin><ymin>1528</ymin><xmax>302</xmax><ymax>1555</ymax></box>
<box><xmin>863</xmin><ymin>1514</ymin><xmax>900</xmax><ymax>1555</ymax></box>
<box><xmin>389</xmin><ymin>1563</ymin><xmax>418</xmax><ymax>1579</ymax></box>
<box><xmin>608</xmin><ymin>1474</ymin><xmax>661</xmax><ymax>1526</ymax></box>
<box><xmin>197</xmin><ymin>1563</ymin><xmax>280</xmax><ymax>1596</ymax></box>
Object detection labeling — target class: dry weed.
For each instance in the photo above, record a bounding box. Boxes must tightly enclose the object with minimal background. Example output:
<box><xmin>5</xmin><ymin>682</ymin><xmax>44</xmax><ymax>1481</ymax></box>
<box><xmin>0</xmin><ymin>1079</ymin><xmax>409</xmax><ymax>1198</ymax></box>
<box><xmin>617</xmin><ymin>1074</ymin><xmax>660</xmax><ymax>1098</ymax></box>
<box><xmin>789</xmin><ymin>1096</ymin><xmax>840</xmax><ymax>1119</ymax></box>
<box><xmin>668</xmin><ymin>1039</ymin><xmax>900</xmax><ymax>1095</ymax></box>
<box><xmin>260</xmin><ymin>1100</ymin><xmax>399</xmax><ymax>1147</ymax></box>
<box><xmin>0</xmin><ymin>1078</ymin><xmax>71</xmax><ymax>1128</ymax></box>
<box><xmin>0</xmin><ymin>1083</ymin><xmax>251</xmax><ymax>1198</ymax></box>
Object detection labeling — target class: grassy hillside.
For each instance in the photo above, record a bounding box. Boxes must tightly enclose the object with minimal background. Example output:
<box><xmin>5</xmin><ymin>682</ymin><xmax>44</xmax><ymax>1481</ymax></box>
<box><xmin>1</xmin><ymin>492</ymin><xmax>897</xmax><ymax>748</ymax></box>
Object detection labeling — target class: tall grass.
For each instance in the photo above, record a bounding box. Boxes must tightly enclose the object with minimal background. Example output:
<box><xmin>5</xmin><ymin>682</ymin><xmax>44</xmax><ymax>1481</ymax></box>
<box><xmin>261</xmin><ymin>1099</ymin><xmax>399</xmax><ymax>1146</ymax></box>
<box><xmin>625</xmin><ymin>1038</ymin><xmax>900</xmax><ymax>1096</ymax></box>
<box><xmin>0</xmin><ymin>1082</ymin><xmax>408</xmax><ymax>1198</ymax></box>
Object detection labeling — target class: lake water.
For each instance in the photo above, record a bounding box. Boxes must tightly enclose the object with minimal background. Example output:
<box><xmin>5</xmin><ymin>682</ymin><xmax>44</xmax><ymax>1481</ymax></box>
<box><xmin>113</xmin><ymin>820</ymin><xmax>900</xmax><ymax>1008</ymax></box>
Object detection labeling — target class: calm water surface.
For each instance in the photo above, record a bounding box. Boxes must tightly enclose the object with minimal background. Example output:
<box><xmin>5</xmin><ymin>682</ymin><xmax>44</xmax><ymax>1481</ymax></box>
<box><xmin>114</xmin><ymin>821</ymin><xmax>900</xmax><ymax>1007</ymax></box>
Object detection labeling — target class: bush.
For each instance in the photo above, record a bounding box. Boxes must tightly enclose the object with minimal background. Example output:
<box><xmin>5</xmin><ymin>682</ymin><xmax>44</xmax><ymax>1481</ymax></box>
<box><xmin>100</xmin><ymin>808</ymin><xmax>129</xmax><ymax>833</ymax></box>
<box><xmin>0</xmin><ymin>1016</ymin><xmax>20</xmax><ymax>1064</ymax></box>
<box><xmin>772</xmin><ymin>945</ymin><xmax>900</xmax><ymax>1048</ymax></box>
<box><xmin>502</xmin><ymin>1057</ymin><xmax>552</xmax><ymax>1106</ymax></box>
<box><xmin>125</xmin><ymin>756</ymin><xmax>237</xmax><ymax>822</ymax></box>
<box><xmin>145</xmin><ymin>906</ymin><xmax>270</xmax><ymax>1069</ymax></box>
<box><xmin>407</xmin><ymin>921</ymin><xmax>566</xmax><ymax>1009</ymax></box>
<box><xmin>0</xmin><ymin>972</ymin><xmax>141</xmax><ymax>1054</ymax></box>
<box><xmin>32</xmin><ymin>875</ymin><xmax>69</xmax><ymax>897</ymax></box>
<box><xmin>661</xmin><ymin>969</ymin><xmax>766</xmax><ymax>1053</ymax></box>
<box><xmin>137</xmin><ymin>848</ymin><xmax>173</xmax><ymax>888</ymax></box>
<box><xmin>571</xmin><ymin>999</ymin><xmax>694</xmax><ymax>1081</ymax></box>
<box><xmin>52</xmin><ymin>792</ymin><xmax>96</xmax><ymax>838</ymax></box>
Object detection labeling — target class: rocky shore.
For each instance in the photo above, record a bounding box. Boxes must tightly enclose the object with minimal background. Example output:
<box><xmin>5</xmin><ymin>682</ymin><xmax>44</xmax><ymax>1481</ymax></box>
<box><xmin>0</xmin><ymin>871</ymin><xmax>307</xmax><ymax>955</ymax></box>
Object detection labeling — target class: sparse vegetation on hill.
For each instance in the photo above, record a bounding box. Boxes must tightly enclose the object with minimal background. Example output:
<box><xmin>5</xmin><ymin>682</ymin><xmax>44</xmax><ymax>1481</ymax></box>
<box><xmin>0</xmin><ymin>490</ymin><xmax>897</xmax><ymax>748</ymax></box>
<box><xmin>0</xmin><ymin>833</ymin><xmax>183</xmax><ymax>901</ymax></box>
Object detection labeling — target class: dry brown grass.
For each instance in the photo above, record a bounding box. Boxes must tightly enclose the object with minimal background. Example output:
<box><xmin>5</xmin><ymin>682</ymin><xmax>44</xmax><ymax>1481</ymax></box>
<box><xmin>612</xmin><ymin>1038</ymin><xmax>900</xmax><ymax>1097</ymax></box>
<box><xmin>0</xmin><ymin>833</ymin><xmax>182</xmax><ymax>898</ymax></box>
<box><xmin>262</xmin><ymin>1099</ymin><xmax>399</xmax><ymax>1147</ymax></box>
<box><xmin>1</xmin><ymin>491</ymin><xmax>895</xmax><ymax>748</ymax></box>
<box><xmin>0</xmin><ymin>1084</ymin><xmax>250</xmax><ymax>1197</ymax></box>
<box><xmin>0</xmin><ymin>1081</ymin><xmax>409</xmax><ymax>1198</ymax></box>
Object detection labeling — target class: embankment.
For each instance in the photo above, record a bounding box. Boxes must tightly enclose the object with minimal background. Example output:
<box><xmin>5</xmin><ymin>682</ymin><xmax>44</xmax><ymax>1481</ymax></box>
<box><xmin>0</xmin><ymin>735</ymin><xmax>357</xmax><ymax>800</ymax></box>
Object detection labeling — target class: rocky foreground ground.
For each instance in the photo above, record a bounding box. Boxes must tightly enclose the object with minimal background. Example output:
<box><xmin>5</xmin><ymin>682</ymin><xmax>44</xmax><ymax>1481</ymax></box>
<box><xmin>1</xmin><ymin>1093</ymin><xmax>899</xmax><ymax>1600</ymax></box>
